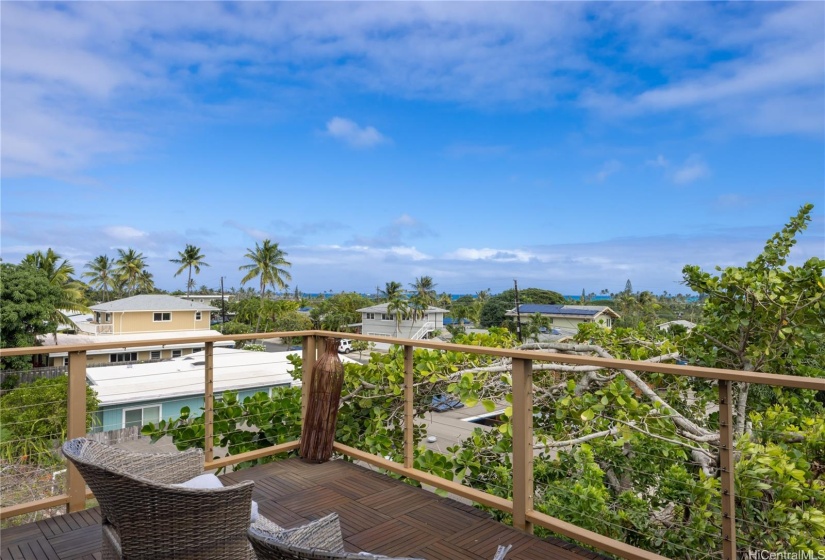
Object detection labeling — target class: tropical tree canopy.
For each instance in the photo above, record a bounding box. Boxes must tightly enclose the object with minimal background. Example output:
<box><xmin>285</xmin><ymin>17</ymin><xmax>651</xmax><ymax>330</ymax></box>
<box><xmin>20</xmin><ymin>249</ymin><xmax>89</xmax><ymax>333</ymax></box>
<box><xmin>170</xmin><ymin>244</ymin><xmax>209</xmax><ymax>297</ymax></box>
<box><xmin>239</xmin><ymin>239</ymin><xmax>292</xmax><ymax>332</ymax></box>
<box><xmin>114</xmin><ymin>248</ymin><xmax>152</xmax><ymax>296</ymax></box>
<box><xmin>0</xmin><ymin>263</ymin><xmax>62</xmax><ymax>371</ymax></box>
<box><xmin>83</xmin><ymin>255</ymin><xmax>116</xmax><ymax>302</ymax></box>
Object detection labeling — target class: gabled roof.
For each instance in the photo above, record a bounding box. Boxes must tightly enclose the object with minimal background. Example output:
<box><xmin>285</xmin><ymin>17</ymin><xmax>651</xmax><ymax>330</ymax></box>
<box><xmin>90</xmin><ymin>295</ymin><xmax>217</xmax><ymax>312</ymax></box>
<box><xmin>506</xmin><ymin>304</ymin><xmax>620</xmax><ymax>319</ymax></box>
<box><xmin>357</xmin><ymin>302</ymin><xmax>449</xmax><ymax>313</ymax></box>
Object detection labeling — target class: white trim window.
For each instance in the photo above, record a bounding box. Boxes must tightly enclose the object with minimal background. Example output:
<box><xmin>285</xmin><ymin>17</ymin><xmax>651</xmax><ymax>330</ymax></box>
<box><xmin>195</xmin><ymin>311</ymin><xmax>202</xmax><ymax>320</ymax></box>
<box><xmin>150</xmin><ymin>350</ymin><xmax>161</xmax><ymax>360</ymax></box>
<box><xmin>381</xmin><ymin>313</ymin><xmax>394</xmax><ymax>321</ymax></box>
<box><xmin>123</xmin><ymin>405</ymin><xmax>161</xmax><ymax>429</ymax></box>
<box><xmin>365</xmin><ymin>313</ymin><xmax>375</xmax><ymax>320</ymax></box>
<box><xmin>171</xmin><ymin>349</ymin><xmax>182</xmax><ymax>358</ymax></box>
<box><xmin>153</xmin><ymin>312</ymin><xmax>172</xmax><ymax>322</ymax></box>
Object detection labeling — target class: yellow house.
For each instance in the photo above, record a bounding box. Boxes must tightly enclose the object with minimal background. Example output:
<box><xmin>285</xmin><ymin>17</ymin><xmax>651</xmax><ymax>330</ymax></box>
<box><xmin>42</xmin><ymin>295</ymin><xmax>227</xmax><ymax>366</ymax></box>
<box><xmin>89</xmin><ymin>294</ymin><xmax>216</xmax><ymax>335</ymax></box>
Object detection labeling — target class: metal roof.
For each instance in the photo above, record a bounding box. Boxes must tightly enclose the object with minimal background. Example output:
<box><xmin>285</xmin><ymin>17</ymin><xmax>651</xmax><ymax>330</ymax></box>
<box><xmin>509</xmin><ymin>304</ymin><xmax>619</xmax><ymax>318</ymax></box>
<box><xmin>90</xmin><ymin>295</ymin><xmax>218</xmax><ymax>312</ymax></box>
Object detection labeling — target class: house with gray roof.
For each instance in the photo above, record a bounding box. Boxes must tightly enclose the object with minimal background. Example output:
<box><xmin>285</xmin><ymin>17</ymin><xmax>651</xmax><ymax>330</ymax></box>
<box><xmin>505</xmin><ymin>304</ymin><xmax>620</xmax><ymax>330</ymax></box>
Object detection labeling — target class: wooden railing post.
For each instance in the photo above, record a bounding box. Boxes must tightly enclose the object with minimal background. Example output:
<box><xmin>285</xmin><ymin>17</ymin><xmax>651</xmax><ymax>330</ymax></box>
<box><xmin>66</xmin><ymin>350</ymin><xmax>87</xmax><ymax>512</ymax></box>
<box><xmin>301</xmin><ymin>335</ymin><xmax>317</xmax><ymax>427</ymax></box>
<box><xmin>404</xmin><ymin>345</ymin><xmax>414</xmax><ymax>468</ymax></box>
<box><xmin>719</xmin><ymin>380</ymin><xmax>737</xmax><ymax>560</ymax></box>
<box><xmin>204</xmin><ymin>342</ymin><xmax>214</xmax><ymax>464</ymax></box>
<box><xmin>511</xmin><ymin>357</ymin><xmax>534</xmax><ymax>534</ymax></box>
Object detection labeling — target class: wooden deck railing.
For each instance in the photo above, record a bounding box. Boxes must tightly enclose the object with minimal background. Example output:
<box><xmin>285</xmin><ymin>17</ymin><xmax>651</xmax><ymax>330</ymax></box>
<box><xmin>2</xmin><ymin>330</ymin><xmax>823</xmax><ymax>560</ymax></box>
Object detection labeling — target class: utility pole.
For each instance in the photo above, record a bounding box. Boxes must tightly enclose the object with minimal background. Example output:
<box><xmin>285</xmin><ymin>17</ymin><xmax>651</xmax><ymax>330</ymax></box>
<box><xmin>514</xmin><ymin>279</ymin><xmax>522</xmax><ymax>343</ymax></box>
<box><xmin>220</xmin><ymin>276</ymin><xmax>227</xmax><ymax>334</ymax></box>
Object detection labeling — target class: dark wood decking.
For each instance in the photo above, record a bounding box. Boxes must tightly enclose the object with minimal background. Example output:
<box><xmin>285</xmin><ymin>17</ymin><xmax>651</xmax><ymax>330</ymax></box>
<box><xmin>2</xmin><ymin>458</ymin><xmax>605</xmax><ymax>560</ymax></box>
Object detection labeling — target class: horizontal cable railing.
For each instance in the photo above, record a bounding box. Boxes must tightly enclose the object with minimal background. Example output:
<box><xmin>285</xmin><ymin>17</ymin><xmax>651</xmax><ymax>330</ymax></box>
<box><xmin>1</xmin><ymin>330</ymin><xmax>823</xmax><ymax>560</ymax></box>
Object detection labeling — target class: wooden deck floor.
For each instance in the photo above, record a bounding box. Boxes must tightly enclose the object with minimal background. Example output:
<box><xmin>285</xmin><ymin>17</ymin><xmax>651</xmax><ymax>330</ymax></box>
<box><xmin>2</xmin><ymin>457</ymin><xmax>606</xmax><ymax>560</ymax></box>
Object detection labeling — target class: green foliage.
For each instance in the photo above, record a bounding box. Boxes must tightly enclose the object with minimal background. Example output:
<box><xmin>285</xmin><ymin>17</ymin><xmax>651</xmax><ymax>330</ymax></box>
<box><xmin>309</xmin><ymin>292</ymin><xmax>373</xmax><ymax>331</ymax></box>
<box><xmin>142</xmin><ymin>387</ymin><xmax>303</xmax><ymax>469</ymax></box>
<box><xmin>0</xmin><ymin>376</ymin><xmax>99</xmax><ymax>466</ymax></box>
<box><xmin>1</xmin><ymin>264</ymin><xmax>62</xmax><ymax>370</ymax></box>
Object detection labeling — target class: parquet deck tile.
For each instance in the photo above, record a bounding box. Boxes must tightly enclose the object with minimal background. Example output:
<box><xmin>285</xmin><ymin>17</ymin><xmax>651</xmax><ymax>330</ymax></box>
<box><xmin>357</xmin><ymin>485</ymin><xmax>435</xmax><ymax>518</ymax></box>
<box><xmin>1</xmin><ymin>457</ymin><xmax>602</xmax><ymax>560</ymax></box>
<box><xmin>320</xmin><ymin>469</ymin><xmax>398</xmax><ymax>500</ymax></box>
<box><xmin>413</xmin><ymin>539</ymin><xmax>486</xmax><ymax>560</ymax></box>
<box><xmin>345</xmin><ymin>518</ymin><xmax>440</xmax><ymax>557</ymax></box>
<box><xmin>276</xmin><ymin>485</ymin><xmax>350</xmax><ymax>518</ymax></box>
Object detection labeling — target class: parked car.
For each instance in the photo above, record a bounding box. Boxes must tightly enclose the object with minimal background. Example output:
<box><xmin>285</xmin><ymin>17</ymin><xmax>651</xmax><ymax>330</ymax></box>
<box><xmin>338</xmin><ymin>339</ymin><xmax>353</xmax><ymax>354</ymax></box>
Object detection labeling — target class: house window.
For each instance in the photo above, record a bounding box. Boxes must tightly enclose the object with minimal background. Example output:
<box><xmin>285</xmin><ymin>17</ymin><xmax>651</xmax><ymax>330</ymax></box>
<box><xmin>171</xmin><ymin>350</ymin><xmax>182</xmax><ymax>358</ymax></box>
<box><xmin>104</xmin><ymin>313</ymin><xmax>111</xmax><ymax>322</ymax></box>
<box><xmin>95</xmin><ymin>312</ymin><xmax>101</xmax><ymax>323</ymax></box>
<box><xmin>123</xmin><ymin>405</ymin><xmax>160</xmax><ymax>429</ymax></box>
<box><xmin>150</xmin><ymin>351</ymin><xmax>161</xmax><ymax>360</ymax></box>
<box><xmin>153</xmin><ymin>312</ymin><xmax>172</xmax><ymax>322</ymax></box>
<box><xmin>365</xmin><ymin>313</ymin><xmax>375</xmax><ymax>320</ymax></box>
<box><xmin>381</xmin><ymin>313</ymin><xmax>394</xmax><ymax>321</ymax></box>
<box><xmin>110</xmin><ymin>352</ymin><xmax>137</xmax><ymax>363</ymax></box>
<box><xmin>195</xmin><ymin>311</ymin><xmax>202</xmax><ymax>320</ymax></box>
<box><xmin>63</xmin><ymin>357</ymin><xmax>69</xmax><ymax>366</ymax></box>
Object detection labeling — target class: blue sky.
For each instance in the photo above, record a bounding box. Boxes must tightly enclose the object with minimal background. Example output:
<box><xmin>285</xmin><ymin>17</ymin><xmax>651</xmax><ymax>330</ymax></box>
<box><xmin>2</xmin><ymin>2</ymin><xmax>823</xmax><ymax>296</ymax></box>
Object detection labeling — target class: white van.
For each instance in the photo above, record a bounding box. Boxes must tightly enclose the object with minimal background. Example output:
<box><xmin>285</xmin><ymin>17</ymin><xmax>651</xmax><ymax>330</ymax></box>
<box><xmin>337</xmin><ymin>339</ymin><xmax>353</xmax><ymax>354</ymax></box>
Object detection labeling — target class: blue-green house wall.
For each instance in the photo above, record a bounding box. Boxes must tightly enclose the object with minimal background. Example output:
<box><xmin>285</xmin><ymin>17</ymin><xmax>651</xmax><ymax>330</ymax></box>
<box><xmin>94</xmin><ymin>384</ymin><xmax>290</xmax><ymax>432</ymax></box>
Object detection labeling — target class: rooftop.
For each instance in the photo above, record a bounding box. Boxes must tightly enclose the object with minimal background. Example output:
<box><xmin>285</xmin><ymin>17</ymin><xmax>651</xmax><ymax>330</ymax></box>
<box><xmin>507</xmin><ymin>304</ymin><xmax>619</xmax><ymax>318</ymax></box>
<box><xmin>90</xmin><ymin>294</ymin><xmax>218</xmax><ymax>312</ymax></box>
<box><xmin>86</xmin><ymin>348</ymin><xmax>306</xmax><ymax>406</ymax></box>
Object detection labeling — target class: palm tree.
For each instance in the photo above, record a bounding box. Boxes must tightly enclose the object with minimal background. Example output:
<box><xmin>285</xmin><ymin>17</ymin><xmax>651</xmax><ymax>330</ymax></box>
<box><xmin>21</xmin><ymin>249</ymin><xmax>89</xmax><ymax>338</ymax></box>
<box><xmin>115</xmin><ymin>248</ymin><xmax>148</xmax><ymax>296</ymax></box>
<box><xmin>386</xmin><ymin>297</ymin><xmax>408</xmax><ymax>338</ymax></box>
<box><xmin>379</xmin><ymin>281</ymin><xmax>404</xmax><ymax>302</ymax></box>
<box><xmin>239</xmin><ymin>239</ymin><xmax>292</xmax><ymax>332</ymax></box>
<box><xmin>83</xmin><ymin>255</ymin><xmax>115</xmax><ymax>302</ymax></box>
<box><xmin>411</xmin><ymin>276</ymin><xmax>437</xmax><ymax>307</ymax></box>
<box><xmin>170</xmin><ymin>244</ymin><xmax>209</xmax><ymax>297</ymax></box>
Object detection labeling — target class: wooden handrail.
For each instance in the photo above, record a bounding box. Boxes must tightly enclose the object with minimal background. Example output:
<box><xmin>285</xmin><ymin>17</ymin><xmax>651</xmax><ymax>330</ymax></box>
<box><xmin>3</xmin><ymin>329</ymin><xmax>824</xmax><ymax>390</ymax></box>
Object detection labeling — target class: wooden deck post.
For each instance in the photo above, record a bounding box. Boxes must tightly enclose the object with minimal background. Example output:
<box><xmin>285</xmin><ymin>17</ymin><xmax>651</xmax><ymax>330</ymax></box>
<box><xmin>301</xmin><ymin>335</ymin><xmax>317</xmax><ymax>426</ymax></box>
<box><xmin>511</xmin><ymin>357</ymin><xmax>534</xmax><ymax>534</ymax></box>
<box><xmin>204</xmin><ymin>342</ymin><xmax>214</xmax><ymax>464</ymax></box>
<box><xmin>404</xmin><ymin>345</ymin><xmax>414</xmax><ymax>468</ymax></box>
<box><xmin>719</xmin><ymin>380</ymin><xmax>737</xmax><ymax>560</ymax></box>
<box><xmin>66</xmin><ymin>351</ymin><xmax>87</xmax><ymax>512</ymax></box>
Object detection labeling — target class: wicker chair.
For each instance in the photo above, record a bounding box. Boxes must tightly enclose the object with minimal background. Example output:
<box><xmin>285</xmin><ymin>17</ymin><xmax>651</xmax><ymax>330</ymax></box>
<box><xmin>247</xmin><ymin>513</ymin><xmax>512</xmax><ymax>560</ymax></box>
<box><xmin>62</xmin><ymin>437</ymin><xmax>256</xmax><ymax>560</ymax></box>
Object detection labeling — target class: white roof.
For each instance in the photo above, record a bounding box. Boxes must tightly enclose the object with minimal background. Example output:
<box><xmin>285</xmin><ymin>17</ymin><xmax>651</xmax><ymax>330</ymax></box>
<box><xmin>90</xmin><ymin>295</ymin><xmax>217</xmax><ymax>312</ymax></box>
<box><xmin>88</xmin><ymin>348</ymin><xmax>298</xmax><ymax>406</ymax></box>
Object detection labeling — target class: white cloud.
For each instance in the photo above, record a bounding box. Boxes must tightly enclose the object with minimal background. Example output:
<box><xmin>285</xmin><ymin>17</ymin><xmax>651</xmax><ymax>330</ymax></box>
<box><xmin>103</xmin><ymin>225</ymin><xmax>148</xmax><ymax>240</ymax></box>
<box><xmin>325</xmin><ymin>117</ymin><xmax>389</xmax><ymax>148</ymax></box>
<box><xmin>594</xmin><ymin>159</ymin><xmax>622</xmax><ymax>182</ymax></box>
<box><xmin>672</xmin><ymin>155</ymin><xmax>710</xmax><ymax>185</ymax></box>
<box><xmin>444</xmin><ymin>248</ymin><xmax>535</xmax><ymax>263</ymax></box>
<box><xmin>646</xmin><ymin>155</ymin><xmax>669</xmax><ymax>168</ymax></box>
